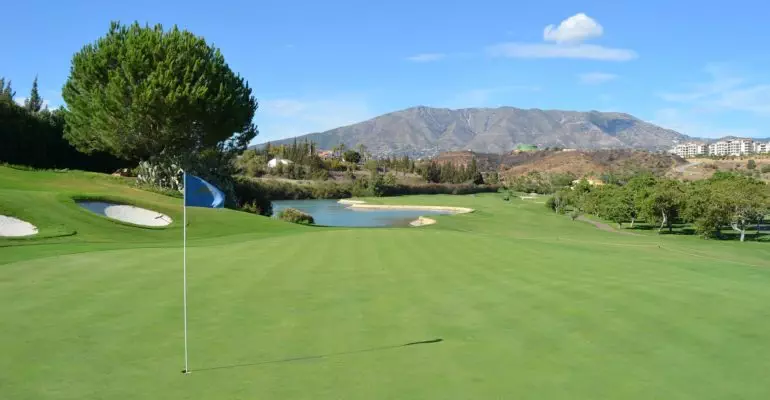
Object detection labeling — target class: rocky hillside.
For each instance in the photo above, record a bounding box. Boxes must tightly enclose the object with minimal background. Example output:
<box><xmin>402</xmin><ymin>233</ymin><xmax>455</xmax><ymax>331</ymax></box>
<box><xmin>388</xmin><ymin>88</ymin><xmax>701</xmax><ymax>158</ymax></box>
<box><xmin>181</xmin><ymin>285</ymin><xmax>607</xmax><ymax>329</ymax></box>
<box><xmin>258</xmin><ymin>106</ymin><xmax>690</xmax><ymax>157</ymax></box>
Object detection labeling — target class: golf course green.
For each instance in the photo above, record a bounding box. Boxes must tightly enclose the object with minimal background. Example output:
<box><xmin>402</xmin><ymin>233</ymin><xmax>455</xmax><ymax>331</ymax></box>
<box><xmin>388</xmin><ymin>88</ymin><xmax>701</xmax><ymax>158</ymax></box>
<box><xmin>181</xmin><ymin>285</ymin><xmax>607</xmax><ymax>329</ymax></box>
<box><xmin>2</xmin><ymin>165</ymin><xmax>770</xmax><ymax>399</ymax></box>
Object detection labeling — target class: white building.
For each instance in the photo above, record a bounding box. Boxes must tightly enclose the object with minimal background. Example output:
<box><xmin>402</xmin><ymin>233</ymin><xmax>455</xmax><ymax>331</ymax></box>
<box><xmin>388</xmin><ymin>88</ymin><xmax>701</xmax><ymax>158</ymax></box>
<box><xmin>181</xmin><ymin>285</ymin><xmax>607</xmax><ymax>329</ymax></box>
<box><xmin>708</xmin><ymin>139</ymin><xmax>754</xmax><ymax>156</ymax></box>
<box><xmin>673</xmin><ymin>142</ymin><xmax>707</xmax><ymax>158</ymax></box>
<box><xmin>267</xmin><ymin>158</ymin><xmax>293</xmax><ymax>168</ymax></box>
<box><xmin>753</xmin><ymin>142</ymin><xmax>770</xmax><ymax>154</ymax></box>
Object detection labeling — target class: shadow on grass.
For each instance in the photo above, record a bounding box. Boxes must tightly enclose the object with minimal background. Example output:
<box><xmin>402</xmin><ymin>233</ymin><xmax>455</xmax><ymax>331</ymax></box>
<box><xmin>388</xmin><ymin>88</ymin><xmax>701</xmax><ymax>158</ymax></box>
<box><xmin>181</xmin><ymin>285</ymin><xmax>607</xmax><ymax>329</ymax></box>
<box><xmin>627</xmin><ymin>223</ymin><xmax>770</xmax><ymax>241</ymax></box>
<box><xmin>188</xmin><ymin>338</ymin><xmax>444</xmax><ymax>374</ymax></box>
<box><xmin>627</xmin><ymin>224</ymin><xmax>696</xmax><ymax>235</ymax></box>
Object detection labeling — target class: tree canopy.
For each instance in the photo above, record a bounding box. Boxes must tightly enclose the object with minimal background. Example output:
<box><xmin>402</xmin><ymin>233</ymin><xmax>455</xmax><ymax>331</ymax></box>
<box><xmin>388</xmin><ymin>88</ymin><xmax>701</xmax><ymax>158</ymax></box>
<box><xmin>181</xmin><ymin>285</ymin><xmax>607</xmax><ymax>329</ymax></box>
<box><xmin>62</xmin><ymin>22</ymin><xmax>258</xmax><ymax>164</ymax></box>
<box><xmin>545</xmin><ymin>171</ymin><xmax>769</xmax><ymax>242</ymax></box>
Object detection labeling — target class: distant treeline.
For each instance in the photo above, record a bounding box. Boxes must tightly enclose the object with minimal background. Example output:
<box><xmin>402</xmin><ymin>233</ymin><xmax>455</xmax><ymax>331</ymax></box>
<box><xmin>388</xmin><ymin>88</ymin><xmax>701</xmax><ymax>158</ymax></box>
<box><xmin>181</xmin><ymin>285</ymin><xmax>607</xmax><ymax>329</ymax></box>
<box><xmin>545</xmin><ymin>171</ymin><xmax>769</xmax><ymax>241</ymax></box>
<box><xmin>0</xmin><ymin>78</ymin><xmax>127</xmax><ymax>172</ymax></box>
<box><xmin>233</xmin><ymin>175</ymin><xmax>500</xmax><ymax>215</ymax></box>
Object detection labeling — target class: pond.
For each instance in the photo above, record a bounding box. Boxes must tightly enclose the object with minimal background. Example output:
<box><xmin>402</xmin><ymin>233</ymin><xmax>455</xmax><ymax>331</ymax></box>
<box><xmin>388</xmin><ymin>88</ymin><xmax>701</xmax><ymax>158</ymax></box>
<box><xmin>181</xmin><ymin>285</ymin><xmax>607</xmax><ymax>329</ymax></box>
<box><xmin>271</xmin><ymin>199</ymin><xmax>454</xmax><ymax>227</ymax></box>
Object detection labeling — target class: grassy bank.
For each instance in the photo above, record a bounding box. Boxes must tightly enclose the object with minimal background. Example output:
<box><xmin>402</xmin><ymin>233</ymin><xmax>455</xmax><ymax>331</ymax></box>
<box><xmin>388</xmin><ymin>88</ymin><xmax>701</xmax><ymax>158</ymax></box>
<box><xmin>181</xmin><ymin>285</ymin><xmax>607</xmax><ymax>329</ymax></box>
<box><xmin>2</xmin><ymin>166</ymin><xmax>770</xmax><ymax>399</ymax></box>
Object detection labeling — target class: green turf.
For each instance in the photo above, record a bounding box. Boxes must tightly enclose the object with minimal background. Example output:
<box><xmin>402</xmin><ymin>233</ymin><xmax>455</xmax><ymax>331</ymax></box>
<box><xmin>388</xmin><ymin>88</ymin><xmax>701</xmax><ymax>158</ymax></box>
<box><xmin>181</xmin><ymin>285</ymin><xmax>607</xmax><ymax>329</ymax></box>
<box><xmin>2</xmin><ymin>166</ymin><xmax>770</xmax><ymax>399</ymax></box>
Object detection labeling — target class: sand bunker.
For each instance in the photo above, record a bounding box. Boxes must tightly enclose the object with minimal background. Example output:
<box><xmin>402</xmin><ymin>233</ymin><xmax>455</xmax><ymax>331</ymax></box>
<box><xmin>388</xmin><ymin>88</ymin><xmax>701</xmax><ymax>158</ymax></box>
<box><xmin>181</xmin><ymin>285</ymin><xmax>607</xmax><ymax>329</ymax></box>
<box><xmin>0</xmin><ymin>215</ymin><xmax>38</xmax><ymax>237</ymax></box>
<box><xmin>77</xmin><ymin>201</ymin><xmax>173</xmax><ymax>227</ymax></box>
<box><xmin>340</xmin><ymin>200</ymin><xmax>473</xmax><ymax>227</ymax></box>
<box><xmin>410</xmin><ymin>217</ymin><xmax>437</xmax><ymax>227</ymax></box>
<box><xmin>337</xmin><ymin>199</ymin><xmax>367</xmax><ymax>205</ymax></box>
<box><xmin>347</xmin><ymin>203</ymin><xmax>474</xmax><ymax>214</ymax></box>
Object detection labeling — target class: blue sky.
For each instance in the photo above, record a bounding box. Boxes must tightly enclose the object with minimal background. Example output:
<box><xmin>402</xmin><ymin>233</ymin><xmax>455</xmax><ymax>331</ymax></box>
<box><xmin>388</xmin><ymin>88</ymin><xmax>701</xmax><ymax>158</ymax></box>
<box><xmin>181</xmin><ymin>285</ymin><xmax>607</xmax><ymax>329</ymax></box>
<box><xmin>4</xmin><ymin>0</ymin><xmax>770</xmax><ymax>142</ymax></box>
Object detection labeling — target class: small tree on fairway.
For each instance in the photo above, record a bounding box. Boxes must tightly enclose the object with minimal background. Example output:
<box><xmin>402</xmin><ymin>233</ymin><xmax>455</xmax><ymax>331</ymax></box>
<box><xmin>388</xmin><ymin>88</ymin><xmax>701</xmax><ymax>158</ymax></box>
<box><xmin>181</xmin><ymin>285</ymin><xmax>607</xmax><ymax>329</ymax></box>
<box><xmin>603</xmin><ymin>189</ymin><xmax>634</xmax><ymax>228</ymax></box>
<box><xmin>624</xmin><ymin>173</ymin><xmax>656</xmax><ymax>228</ymax></box>
<box><xmin>719</xmin><ymin>177</ymin><xmax>768</xmax><ymax>242</ymax></box>
<box><xmin>641</xmin><ymin>179</ymin><xmax>684</xmax><ymax>233</ymax></box>
<box><xmin>62</xmin><ymin>22</ymin><xmax>257</xmax><ymax>166</ymax></box>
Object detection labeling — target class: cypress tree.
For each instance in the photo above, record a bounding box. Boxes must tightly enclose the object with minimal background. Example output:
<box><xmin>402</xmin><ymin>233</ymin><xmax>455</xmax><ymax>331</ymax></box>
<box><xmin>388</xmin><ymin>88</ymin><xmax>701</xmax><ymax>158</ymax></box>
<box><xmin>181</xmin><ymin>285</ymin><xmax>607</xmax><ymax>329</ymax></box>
<box><xmin>24</xmin><ymin>76</ymin><xmax>43</xmax><ymax>112</ymax></box>
<box><xmin>0</xmin><ymin>78</ymin><xmax>14</xmax><ymax>102</ymax></box>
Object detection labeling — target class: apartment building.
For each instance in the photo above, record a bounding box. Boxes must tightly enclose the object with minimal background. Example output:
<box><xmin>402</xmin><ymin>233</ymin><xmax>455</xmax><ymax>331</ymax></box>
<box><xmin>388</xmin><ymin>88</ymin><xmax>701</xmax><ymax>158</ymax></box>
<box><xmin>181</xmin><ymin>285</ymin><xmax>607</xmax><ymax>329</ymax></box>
<box><xmin>673</xmin><ymin>142</ymin><xmax>707</xmax><ymax>158</ymax></box>
<box><xmin>708</xmin><ymin>139</ymin><xmax>754</xmax><ymax>156</ymax></box>
<box><xmin>754</xmin><ymin>142</ymin><xmax>770</xmax><ymax>154</ymax></box>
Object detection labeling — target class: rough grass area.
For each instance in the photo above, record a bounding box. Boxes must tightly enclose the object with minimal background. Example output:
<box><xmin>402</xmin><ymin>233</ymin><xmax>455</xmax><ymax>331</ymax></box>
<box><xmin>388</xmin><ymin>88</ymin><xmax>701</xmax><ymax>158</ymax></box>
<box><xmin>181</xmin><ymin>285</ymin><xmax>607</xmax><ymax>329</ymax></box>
<box><xmin>2</xmin><ymin>166</ymin><xmax>770</xmax><ymax>399</ymax></box>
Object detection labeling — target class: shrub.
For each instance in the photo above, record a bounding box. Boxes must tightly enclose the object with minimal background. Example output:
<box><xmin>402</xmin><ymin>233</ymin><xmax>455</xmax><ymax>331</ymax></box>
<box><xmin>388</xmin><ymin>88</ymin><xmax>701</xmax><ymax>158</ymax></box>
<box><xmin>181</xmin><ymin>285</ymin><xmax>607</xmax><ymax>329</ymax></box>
<box><xmin>545</xmin><ymin>196</ymin><xmax>556</xmax><ymax>210</ymax></box>
<box><xmin>762</xmin><ymin>165</ymin><xmax>770</xmax><ymax>173</ymax></box>
<box><xmin>311</xmin><ymin>169</ymin><xmax>330</xmax><ymax>181</ymax></box>
<box><xmin>277</xmin><ymin>208</ymin><xmax>315</xmax><ymax>225</ymax></box>
<box><xmin>383</xmin><ymin>172</ymin><xmax>397</xmax><ymax>186</ymax></box>
<box><xmin>232</xmin><ymin>176</ymin><xmax>274</xmax><ymax>216</ymax></box>
<box><xmin>240</xmin><ymin>201</ymin><xmax>266</xmax><ymax>215</ymax></box>
<box><xmin>135</xmin><ymin>160</ymin><xmax>182</xmax><ymax>191</ymax></box>
<box><xmin>570</xmin><ymin>210</ymin><xmax>580</xmax><ymax>220</ymax></box>
<box><xmin>747</xmin><ymin>159</ymin><xmax>757</xmax><ymax>170</ymax></box>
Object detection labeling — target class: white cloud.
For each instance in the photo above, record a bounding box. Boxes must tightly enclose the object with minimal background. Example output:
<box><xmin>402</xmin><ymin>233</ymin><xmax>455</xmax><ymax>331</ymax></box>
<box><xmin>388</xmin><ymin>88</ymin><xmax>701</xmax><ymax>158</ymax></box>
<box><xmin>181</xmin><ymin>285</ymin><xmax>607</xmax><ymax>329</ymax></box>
<box><xmin>544</xmin><ymin>13</ymin><xmax>603</xmax><ymax>44</ymax></box>
<box><xmin>578</xmin><ymin>72</ymin><xmax>618</xmax><ymax>85</ymax></box>
<box><xmin>487</xmin><ymin>13</ymin><xmax>636</xmax><ymax>62</ymax></box>
<box><xmin>406</xmin><ymin>53</ymin><xmax>446</xmax><ymax>62</ymax></box>
<box><xmin>487</xmin><ymin>43</ymin><xmax>637</xmax><ymax>61</ymax></box>
<box><xmin>256</xmin><ymin>97</ymin><xmax>375</xmax><ymax>143</ymax></box>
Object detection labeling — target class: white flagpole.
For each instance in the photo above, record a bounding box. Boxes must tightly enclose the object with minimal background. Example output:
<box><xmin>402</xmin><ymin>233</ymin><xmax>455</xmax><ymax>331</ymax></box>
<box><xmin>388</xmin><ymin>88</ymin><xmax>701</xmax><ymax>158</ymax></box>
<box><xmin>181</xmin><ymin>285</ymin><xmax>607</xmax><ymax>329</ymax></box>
<box><xmin>183</xmin><ymin>171</ymin><xmax>190</xmax><ymax>374</ymax></box>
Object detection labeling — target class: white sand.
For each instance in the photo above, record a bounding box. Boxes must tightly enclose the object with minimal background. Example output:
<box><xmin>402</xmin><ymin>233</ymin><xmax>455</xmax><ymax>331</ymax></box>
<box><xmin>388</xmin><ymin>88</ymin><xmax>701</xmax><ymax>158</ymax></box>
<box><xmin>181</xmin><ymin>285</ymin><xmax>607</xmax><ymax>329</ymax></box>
<box><xmin>0</xmin><ymin>215</ymin><xmax>38</xmax><ymax>237</ymax></box>
<box><xmin>348</xmin><ymin>203</ymin><xmax>474</xmax><ymax>214</ymax></box>
<box><xmin>77</xmin><ymin>201</ymin><xmax>173</xmax><ymax>227</ymax></box>
<box><xmin>337</xmin><ymin>199</ymin><xmax>367</xmax><ymax>205</ymax></box>
<box><xmin>410</xmin><ymin>217</ymin><xmax>437</xmax><ymax>227</ymax></box>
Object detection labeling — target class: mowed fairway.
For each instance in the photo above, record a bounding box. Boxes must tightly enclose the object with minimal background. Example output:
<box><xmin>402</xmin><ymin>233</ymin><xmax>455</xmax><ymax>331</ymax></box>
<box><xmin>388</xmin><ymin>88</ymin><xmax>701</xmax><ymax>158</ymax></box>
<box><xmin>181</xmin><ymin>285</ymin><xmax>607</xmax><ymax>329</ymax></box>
<box><xmin>2</xmin><ymin>167</ymin><xmax>770</xmax><ymax>399</ymax></box>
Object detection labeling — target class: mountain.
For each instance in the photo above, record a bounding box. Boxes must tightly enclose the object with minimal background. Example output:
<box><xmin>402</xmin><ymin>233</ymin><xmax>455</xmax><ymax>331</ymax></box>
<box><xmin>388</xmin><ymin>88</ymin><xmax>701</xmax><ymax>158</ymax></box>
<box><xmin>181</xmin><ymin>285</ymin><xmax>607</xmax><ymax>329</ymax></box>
<box><xmin>257</xmin><ymin>106</ymin><xmax>690</xmax><ymax>157</ymax></box>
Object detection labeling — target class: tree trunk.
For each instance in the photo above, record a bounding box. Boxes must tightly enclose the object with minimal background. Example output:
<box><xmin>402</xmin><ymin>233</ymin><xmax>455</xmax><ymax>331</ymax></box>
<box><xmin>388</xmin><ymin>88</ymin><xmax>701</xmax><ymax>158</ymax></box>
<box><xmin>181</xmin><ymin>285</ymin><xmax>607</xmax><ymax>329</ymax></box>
<box><xmin>658</xmin><ymin>212</ymin><xmax>667</xmax><ymax>233</ymax></box>
<box><xmin>630</xmin><ymin>217</ymin><xmax>635</xmax><ymax>228</ymax></box>
<box><xmin>731</xmin><ymin>223</ymin><xmax>746</xmax><ymax>242</ymax></box>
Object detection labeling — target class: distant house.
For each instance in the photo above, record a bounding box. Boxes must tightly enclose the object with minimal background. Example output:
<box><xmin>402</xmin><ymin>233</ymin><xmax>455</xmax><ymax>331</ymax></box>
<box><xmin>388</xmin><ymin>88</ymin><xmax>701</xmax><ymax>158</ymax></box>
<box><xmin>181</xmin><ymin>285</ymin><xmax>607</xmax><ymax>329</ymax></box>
<box><xmin>317</xmin><ymin>150</ymin><xmax>334</xmax><ymax>159</ymax></box>
<box><xmin>571</xmin><ymin>177</ymin><xmax>604</xmax><ymax>187</ymax></box>
<box><xmin>267</xmin><ymin>158</ymin><xmax>293</xmax><ymax>168</ymax></box>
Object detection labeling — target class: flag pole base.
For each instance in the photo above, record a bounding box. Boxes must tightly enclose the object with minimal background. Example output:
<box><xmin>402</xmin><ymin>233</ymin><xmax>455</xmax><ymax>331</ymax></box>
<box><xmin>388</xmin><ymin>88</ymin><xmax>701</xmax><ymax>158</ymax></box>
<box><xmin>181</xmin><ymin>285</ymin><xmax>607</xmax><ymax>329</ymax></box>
<box><xmin>181</xmin><ymin>369</ymin><xmax>191</xmax><ymax>374</ymax></box>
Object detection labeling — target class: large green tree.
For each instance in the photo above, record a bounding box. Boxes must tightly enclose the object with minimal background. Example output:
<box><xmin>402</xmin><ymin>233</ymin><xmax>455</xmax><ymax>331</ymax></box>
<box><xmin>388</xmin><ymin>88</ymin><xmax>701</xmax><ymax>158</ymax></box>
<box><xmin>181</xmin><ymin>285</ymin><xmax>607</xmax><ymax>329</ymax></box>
<box><xmin>62</xmin><ymin>22</ymin><xmax>257</xmax><ymax>165</ymax></box>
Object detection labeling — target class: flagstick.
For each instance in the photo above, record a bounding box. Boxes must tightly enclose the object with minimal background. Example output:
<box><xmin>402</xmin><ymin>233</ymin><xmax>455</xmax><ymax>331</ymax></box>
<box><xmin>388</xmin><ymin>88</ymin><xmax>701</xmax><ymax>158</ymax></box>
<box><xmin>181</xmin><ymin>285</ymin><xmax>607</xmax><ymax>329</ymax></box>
<box><xmin>182</xmin><ymin>171</ymin><xmax>190</xmax><ymax>374</ymax></box>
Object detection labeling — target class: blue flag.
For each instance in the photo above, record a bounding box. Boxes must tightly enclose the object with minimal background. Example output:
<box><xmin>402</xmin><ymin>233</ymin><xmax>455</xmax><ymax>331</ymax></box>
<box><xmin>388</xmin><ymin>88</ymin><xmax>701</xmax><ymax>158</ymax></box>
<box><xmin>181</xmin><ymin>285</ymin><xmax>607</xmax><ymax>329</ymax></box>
<box><xmin>184</xmin><ymin>173</ymin><xmax>225</xmax><ymax>208</ymax></box>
